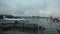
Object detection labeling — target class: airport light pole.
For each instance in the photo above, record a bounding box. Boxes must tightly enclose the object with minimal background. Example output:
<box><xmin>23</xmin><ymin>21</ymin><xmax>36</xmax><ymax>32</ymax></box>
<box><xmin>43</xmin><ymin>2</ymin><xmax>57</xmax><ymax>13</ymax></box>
<box><xmin>41</xmin><ymin>27</ymin><xmax>44</xmax><ymax>34</ymax></box>
<box><xmin>41</xmin><ymin>26</ymin><xmax>47</xmax><ymax>34</ymax></box>
<box><xmin>38</xmin><ymin>18</ymin><xmax>40</xmax><ymax>34</ymax></box>
<box><xmin>38</xmin><ymin>23</ymin><xmax>39</xmax><ymax>34</ymax></box>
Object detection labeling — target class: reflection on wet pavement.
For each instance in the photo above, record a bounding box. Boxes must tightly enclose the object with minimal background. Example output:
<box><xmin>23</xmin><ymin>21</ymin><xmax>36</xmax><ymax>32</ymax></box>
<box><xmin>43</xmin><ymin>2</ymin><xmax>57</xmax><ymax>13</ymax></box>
<box><xmin>0</xmin><ymin>18</ymin><xmax>60</xmax><ymax>34</ymax></box>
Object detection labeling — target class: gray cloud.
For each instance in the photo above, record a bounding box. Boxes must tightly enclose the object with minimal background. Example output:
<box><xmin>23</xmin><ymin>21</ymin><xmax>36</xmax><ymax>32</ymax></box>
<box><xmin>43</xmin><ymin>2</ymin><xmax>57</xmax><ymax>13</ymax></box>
<box><xmin>0</xmin><ymin>0</ymin><xmax>60</xmax><ymax>17</ymax></box>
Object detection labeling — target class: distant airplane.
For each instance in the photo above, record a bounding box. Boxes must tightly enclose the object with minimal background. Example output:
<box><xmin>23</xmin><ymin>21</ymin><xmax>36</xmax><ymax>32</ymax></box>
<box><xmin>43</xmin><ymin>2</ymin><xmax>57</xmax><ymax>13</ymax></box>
<box><xmin>0</xmin><ymin>15</ymin><xmax>29</xmax><ymax>23</ymax></box>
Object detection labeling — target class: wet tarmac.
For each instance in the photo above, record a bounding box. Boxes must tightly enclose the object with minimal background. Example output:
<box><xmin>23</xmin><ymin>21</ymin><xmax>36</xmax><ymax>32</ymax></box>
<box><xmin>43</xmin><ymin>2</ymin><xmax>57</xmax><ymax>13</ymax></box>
<box><xmin>0</xmin><ymin>18</ymin><xmax>60</xmax><ymax>34</ymax></box>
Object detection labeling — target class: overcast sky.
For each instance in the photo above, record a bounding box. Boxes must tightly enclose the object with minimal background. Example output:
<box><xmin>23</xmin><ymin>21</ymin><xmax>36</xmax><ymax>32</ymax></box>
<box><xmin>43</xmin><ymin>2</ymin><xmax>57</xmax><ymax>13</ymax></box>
<box><xmin>0</xmin><ymin>0</ymin><xmax>60</xmax><ymax>17</ymax></box>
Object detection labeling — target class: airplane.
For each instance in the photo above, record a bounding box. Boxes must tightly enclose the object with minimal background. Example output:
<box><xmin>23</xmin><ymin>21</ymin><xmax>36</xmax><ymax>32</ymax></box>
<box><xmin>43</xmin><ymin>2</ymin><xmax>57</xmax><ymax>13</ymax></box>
<box><xmin>0</xmin><ymin>15</ymin><xmax>29</xmax><ymax>23</ymax></box>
